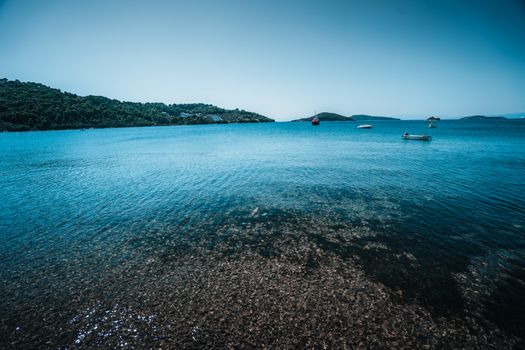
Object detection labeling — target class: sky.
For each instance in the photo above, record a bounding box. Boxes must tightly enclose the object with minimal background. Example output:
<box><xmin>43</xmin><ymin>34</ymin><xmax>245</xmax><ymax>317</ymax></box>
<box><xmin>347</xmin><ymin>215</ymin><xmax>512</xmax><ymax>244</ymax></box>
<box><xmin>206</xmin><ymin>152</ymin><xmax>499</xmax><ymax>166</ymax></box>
<box><xmin>0</xmin><ymin>0</ymin><xmax>524</xmax><ymax>120</ymax></box>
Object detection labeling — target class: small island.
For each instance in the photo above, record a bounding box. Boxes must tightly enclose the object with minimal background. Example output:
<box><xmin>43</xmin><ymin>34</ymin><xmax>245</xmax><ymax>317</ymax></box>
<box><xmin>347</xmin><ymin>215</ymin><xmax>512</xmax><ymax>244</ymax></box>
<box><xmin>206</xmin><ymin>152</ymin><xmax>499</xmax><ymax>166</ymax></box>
<box><xmin>351</xmin><ymin>114</ymin><xmax>400</xmax><ymax>121</ymax></box>
<box><xmin>0</xmin><ymin>79</ymin><xmax>274</xmax><ymax>131</ymax></box>
<box><xmin>291</xmin><ymin>112</ymin><xmax>355</xmax><ymax>122</ymax></box>
<box><xmin>460</xmin><ymin>115</ymin><xmax>507</xmax><ymax>121</ymax></box>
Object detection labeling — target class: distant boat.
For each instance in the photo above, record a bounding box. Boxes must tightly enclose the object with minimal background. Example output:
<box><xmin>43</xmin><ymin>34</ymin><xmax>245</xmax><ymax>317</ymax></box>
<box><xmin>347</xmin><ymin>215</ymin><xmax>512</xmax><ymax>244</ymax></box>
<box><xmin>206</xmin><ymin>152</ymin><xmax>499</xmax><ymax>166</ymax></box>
<box><xmin>357</xmin><ymin>124</ymin><xmax>372</xmax><ymax>129</ymax></box>
<box><xmin>402</xmin><ymin>132</ymin><xmax>431</xmax><ymax>141</ymax></box>
<box><xmin>311</xmin><ymin>117</ymin><xmax>320</xmax><ymax>125</ymax></box>
<box><xmin>427</xmin><ymin>116</ymin><xmax>439</xmax><ymax>128</ymax></box>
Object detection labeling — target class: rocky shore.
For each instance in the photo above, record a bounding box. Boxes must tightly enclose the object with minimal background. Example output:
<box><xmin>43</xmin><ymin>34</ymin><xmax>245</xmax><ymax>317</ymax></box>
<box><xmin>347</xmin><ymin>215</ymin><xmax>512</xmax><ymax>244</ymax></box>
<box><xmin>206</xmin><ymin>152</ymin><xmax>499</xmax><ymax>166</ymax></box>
<box><xmin>2</xmin><ymin>209</ymin><xmax>522</xmax><ymax>349</ymax></box>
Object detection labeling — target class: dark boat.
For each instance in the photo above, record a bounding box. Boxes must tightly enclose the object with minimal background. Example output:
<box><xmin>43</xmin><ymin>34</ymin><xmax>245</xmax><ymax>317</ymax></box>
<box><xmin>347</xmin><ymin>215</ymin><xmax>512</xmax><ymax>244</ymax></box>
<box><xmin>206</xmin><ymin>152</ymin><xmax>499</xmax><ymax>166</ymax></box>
<box><xmin>427</xmin><ymin>116</ymin><xmax>439</xmax><ymax>128</ymax></box>
<box><xmin>311</xmin><ymin>117</ymin><xmax>320</xmax><ymax>125</ymax></box>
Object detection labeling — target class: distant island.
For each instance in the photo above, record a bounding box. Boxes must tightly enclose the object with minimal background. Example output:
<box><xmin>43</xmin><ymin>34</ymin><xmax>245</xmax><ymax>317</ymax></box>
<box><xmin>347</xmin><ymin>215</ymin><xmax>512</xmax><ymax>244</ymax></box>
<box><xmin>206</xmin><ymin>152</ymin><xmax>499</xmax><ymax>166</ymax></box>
<box><xmin>460</xmin><ymin>115</ymin><xmax>507</xmax><ymax>121</ymax></box>
<box><xmin>291</xmin><ymin>112</ymin><xmax>401</xmax><ymax>122</ymax></box>
<box><xmin>350</xmin><ymin>114</ymin><xmax>400</xmax><ymax>121</ymax></box>
<box><xmin>0</xmin><ymin>79</ymin><xmax>274</xmax><ymax>131</ymax></box>
<box><xmin>291</xmin><ymin>112</ymin><xmax>355</xmax><ymax>122</ymax></box>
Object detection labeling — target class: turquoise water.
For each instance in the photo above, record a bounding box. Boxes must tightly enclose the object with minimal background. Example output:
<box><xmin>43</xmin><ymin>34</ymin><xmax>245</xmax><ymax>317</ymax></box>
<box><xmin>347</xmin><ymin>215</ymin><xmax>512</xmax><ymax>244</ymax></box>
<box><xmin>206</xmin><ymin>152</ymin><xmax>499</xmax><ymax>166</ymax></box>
<box><xmin>1</xmin><ymin>120</ymin><xmax>525</xmax><ymax>347</ymax></box>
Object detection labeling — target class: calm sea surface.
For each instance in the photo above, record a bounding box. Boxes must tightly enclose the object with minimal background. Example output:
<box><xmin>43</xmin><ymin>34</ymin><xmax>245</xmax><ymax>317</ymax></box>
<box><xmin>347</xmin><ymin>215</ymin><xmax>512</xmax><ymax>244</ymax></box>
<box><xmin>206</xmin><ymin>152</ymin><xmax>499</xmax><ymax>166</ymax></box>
<box><xmin>1</xmin><ymin>120</ymin><xmax>525</xmax><ymax>347</ymax></box>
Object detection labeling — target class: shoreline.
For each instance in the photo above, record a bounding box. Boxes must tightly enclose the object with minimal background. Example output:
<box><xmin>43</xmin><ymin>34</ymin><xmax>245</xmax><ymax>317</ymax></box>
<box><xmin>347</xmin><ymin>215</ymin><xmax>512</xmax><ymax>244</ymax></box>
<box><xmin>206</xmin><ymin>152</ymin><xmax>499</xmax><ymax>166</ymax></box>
<box><xmin>0</xmin><ymin>120</ymin><xmax>275</xmax><ymax>133</ymax></box>
<box><xmin>2</xmin><ymin>210</ymin><xmax>522</xmax><ymax>348</ymax></box>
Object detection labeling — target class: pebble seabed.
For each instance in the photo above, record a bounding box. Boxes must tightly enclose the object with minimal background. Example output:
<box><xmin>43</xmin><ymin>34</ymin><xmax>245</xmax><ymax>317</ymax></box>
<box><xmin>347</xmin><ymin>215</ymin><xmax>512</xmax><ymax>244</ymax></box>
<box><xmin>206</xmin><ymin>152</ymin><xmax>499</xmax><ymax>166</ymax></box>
<box><xmin>1</xmin><ymin>209</ymin><xmax>523</xmax><ymax>349</ymax></box>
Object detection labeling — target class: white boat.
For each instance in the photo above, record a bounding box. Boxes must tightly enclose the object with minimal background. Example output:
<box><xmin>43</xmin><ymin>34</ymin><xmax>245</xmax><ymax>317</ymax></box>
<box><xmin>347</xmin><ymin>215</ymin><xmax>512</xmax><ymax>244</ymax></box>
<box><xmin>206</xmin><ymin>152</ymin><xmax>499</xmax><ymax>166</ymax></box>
<box><xmin>402</xmin><ymin>132</ymin><xmax>431</xmax><ymax>141</ymax></box>
<box><xmin>357</xmin><ymin>124</ymin><xmax>373</xmax><ymax>129</ymax></box>
<box><xmin>428</xmin><ymin>121</ymin><xmax>437</xmax><ymax>128</ymax></box>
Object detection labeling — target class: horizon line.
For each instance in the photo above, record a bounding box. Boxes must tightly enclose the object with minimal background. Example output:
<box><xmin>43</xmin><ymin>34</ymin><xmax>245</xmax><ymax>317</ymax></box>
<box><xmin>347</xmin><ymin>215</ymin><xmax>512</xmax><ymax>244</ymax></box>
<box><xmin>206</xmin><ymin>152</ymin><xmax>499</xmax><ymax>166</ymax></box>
<box><xmin>3</xmin><ymin>77</ymin><xmax>524</xmax><ymax>121</ymax></box>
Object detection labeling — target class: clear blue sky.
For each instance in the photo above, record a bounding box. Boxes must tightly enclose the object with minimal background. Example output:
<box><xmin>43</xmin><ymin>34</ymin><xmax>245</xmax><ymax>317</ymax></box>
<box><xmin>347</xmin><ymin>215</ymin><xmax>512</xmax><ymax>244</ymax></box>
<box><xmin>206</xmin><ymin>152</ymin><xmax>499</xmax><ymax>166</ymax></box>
<box><xmin>1</xmin><ymin>0</ymin><xmax>524</xmax><ymax>120</ymax></box>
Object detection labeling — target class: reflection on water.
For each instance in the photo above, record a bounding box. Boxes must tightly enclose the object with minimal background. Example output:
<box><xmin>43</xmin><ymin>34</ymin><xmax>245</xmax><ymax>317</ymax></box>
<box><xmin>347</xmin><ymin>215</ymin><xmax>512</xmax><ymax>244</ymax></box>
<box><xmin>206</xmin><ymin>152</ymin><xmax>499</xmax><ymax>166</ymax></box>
<box><xmin>0</xmin><ymin>120</ymin><xmax>524</xmax><ymax>348</ymax></box>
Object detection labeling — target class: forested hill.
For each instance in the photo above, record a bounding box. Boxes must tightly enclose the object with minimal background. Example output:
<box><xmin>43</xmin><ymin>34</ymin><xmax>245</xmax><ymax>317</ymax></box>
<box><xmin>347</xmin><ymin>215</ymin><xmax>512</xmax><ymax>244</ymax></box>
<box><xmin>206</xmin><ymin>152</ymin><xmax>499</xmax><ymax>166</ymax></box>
<box><xmin>459</xmin><ymin>115</ymin><xmax>507</xmax><ymax>121</ymax></box>
<box><xmin>0</xmin><ymin>79</ymin><xmax>274</xmax><ymax>131</ymax></box>
<box><xmin>291</xmin><ymin>112</ymin><xmax>355</xmax><ymax>122</ymax></box>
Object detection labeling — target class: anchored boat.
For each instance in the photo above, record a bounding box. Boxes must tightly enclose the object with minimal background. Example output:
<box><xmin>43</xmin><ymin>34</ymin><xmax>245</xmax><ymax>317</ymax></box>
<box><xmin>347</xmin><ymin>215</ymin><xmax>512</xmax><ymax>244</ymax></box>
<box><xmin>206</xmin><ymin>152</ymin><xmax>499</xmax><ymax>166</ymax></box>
<box><xmin>402</xmin><ymin>132</ymin><xmax>431</xmax><ymax>141</ymax></box>
<box><xmin>427</xmin><ymin>116</ymin><xmax>440</xmax><ymax>128</ymax></box>
<box><xmin>357</xmin><ymin>124</ymin><xmax>372</xmax><ymax>129</ymax></box>
<box><xmin>311</xmin><ymin>117</ymin><xmax>320</xmax><ymax>126</ymax></box>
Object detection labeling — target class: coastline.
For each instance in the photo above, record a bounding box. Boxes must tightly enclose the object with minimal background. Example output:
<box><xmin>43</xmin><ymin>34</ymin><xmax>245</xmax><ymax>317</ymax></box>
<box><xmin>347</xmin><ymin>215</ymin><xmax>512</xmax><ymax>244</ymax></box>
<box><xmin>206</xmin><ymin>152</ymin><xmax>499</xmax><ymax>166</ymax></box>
<box><xmin>0</xmin><ymin>119</ymin><xmax>275</xmax><ymax>133</ymax></box>
<box><xmin>2</xmin><ymin>210</ymin><xmax>522</xmax><ymax>348</ymax></box>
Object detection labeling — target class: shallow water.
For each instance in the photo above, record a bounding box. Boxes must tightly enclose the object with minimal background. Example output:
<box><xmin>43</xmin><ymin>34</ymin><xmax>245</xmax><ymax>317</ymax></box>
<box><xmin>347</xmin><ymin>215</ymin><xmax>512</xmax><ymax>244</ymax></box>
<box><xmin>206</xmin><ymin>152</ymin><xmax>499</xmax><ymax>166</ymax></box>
<box><xmin>1</xmin><ymin>120</ymin><xmax>524</xmax><ymax>348</ymax></box>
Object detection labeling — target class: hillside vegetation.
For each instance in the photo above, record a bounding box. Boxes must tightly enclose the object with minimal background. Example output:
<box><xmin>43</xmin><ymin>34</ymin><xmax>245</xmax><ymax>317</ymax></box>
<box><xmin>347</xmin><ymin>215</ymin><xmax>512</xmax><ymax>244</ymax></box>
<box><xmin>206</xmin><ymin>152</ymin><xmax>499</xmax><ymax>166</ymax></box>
<box><xmin>292</xmin><ymin>112</ymin><xmax>355</xmax><ymax>122</ymax></box>
<box><xmin>0</xmin><ymin>79</ymin><xmax>274</xmax><ymax>131</ymax></box>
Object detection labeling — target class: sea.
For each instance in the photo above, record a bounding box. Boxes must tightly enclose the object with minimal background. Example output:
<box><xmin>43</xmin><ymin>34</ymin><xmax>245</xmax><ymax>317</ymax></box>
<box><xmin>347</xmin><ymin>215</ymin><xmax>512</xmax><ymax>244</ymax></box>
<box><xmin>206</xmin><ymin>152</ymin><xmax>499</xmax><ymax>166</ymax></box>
<box><xmin>1</xmin><ymin>120</ymin><xmax>524</xmax><ymax>348</ymax></box>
